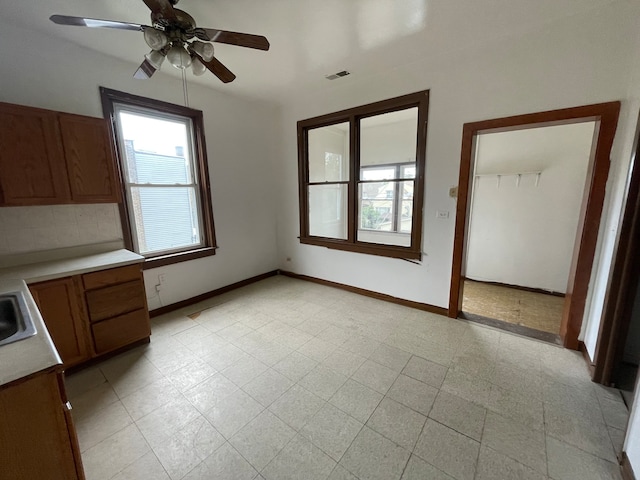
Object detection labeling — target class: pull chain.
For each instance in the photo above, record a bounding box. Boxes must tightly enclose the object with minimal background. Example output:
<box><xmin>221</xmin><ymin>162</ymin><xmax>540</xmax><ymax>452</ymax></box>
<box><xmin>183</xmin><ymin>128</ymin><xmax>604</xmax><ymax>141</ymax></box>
<box><xmin>182</xmin><ymin>68</ymin><xmax>189</xmax><ymax>107</ymax></box>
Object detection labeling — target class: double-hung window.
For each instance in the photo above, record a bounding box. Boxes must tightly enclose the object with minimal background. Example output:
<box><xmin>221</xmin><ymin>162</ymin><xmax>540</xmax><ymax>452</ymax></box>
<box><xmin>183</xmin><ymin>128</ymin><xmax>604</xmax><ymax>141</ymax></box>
<box><xmin>298</xmin><ymin>91</ymin><xmax>428</xmax><ymax>259</ymax></box>
<box><xmin>101</xmin><ymin>87</ymin><xmax>216</xmax><ymax>268</ymax></box>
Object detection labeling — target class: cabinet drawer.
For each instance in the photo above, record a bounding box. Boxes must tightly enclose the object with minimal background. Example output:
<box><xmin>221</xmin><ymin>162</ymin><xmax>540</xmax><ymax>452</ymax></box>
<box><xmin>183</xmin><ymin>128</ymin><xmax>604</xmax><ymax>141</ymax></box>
<box><xmin>85</xmin><ymin>280</ymin><xmax>145</xmax><ymax>322</ymax></box>
<box><xmin>92</xmin><ymin>309</ymin><xmax>150</xmax><ymax>354</ymax></box>
<box><xmin>82</xmin><ymin>264</ymin><xmax>141</xmax><ymax>291</ymax></box>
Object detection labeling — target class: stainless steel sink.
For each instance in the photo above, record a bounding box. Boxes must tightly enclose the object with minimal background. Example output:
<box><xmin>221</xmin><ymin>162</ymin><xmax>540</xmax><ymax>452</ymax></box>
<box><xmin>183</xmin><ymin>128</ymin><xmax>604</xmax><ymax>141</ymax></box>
<box><xmin>0</xmin><ymin>292</ymin><xmax>37</xmax><ymax>346</ymax></box>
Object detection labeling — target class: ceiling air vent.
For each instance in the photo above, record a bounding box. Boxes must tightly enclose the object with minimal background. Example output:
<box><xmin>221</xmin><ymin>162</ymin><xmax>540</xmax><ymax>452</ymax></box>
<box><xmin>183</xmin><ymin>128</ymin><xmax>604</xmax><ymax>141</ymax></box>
<box><xmin>325</xmin><ymin>70</ymin><xmax>350</xmax><ymax>80</ymax></box>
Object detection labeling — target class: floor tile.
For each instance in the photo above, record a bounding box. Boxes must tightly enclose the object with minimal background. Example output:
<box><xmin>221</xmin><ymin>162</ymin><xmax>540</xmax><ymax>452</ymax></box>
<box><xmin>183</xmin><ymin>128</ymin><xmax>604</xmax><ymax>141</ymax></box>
<box><xmin>242</xmin><ymin>368</ymin><xmax>293</xmax><ymax>406</ymax></box>
<box><xmin>441</xmin><ymin>369</ymin><xmax>491</xmax><ymax>406</ymax></box>
<box><xmin>273</xmin><ymin>351</ymin><xmax>319</xmax><ymax>382</ymax></box>
<box><xmin>100</xmin><ymin>351</ymin><xmax>165</xmax><ymax>398</ymax></box>
<box><xmin>75</xmin><ymin>400</ymin><xmax>133</xmax><ymax>452</ymax></box>
<box><xmin>164</xmin><ymin>359</ymin><xmax>218</xmax><ymax>392</ymax></box>
<box><xmin>136</xmin><ymin>397</ymin><xmax>202</xmax><ymax>447</ymax></box>
<box><xmin>81</xmin><ymin>424</ymin><xmax>150</xmax><ymax>480</ymax></box>
<box><xmin>402</xmin><ymin>355</ymin><xmax>448</xmax><ymax>388</ymax></box>
<box><xmin>229</xmin><ymin>410</ymin><xmax>296</xmax><ymax>471</ymax></box>
<box><xmin>428</xmin><ymin>390</ymin><xmax>486</xmax><ymax>441</ymax></box>
<box><xmin>298</xmin><ymin>365</ymin><xmax>348</xmax><ymax>401</ymax></box>
<box><xmin>482</xmin><ymin>412</ymin><xmax>547</xmax><ymax>474</ymax></box>
<box><xmin>262</xmin><ymin>434</ymin><xmax>336</xmax><ymax>480</ymax></box>
<box><xmin>341</xmin><ymin>334</ymin><xmax>381</xmax><ymax>357</ymax></box>
<box><xmin>367</xmin><ymin>397</ymin><xmax>426</xmax><ymax>450</ymax></box>
<box><xmin>340</xmin><ymin>426</ymin><xmax>410</xmax><ymax>480</ymax></box>
<box><xmin>546</xmin><ymin>436</ymin><xmax>621</xmax><ymax>480</ymax></box>
<box><xmin>330</xmin><ymin>379</ymin><xmax>383</xmax><ymax>423</ymax></box>
<box><xmin>300</xmin><ymin>403</ymin><xmax>363</xmax><ymax>461</ymax></box>
<box><xmin>221</xmin><ymin>356</ymin><xmax>269</xmax><ymax>387</ymax></box>
<box><xmin>486</xmin><ymin>384</ymin><xmax>544</xmax><ymax>431</ymax></box>
<box><xmin>65</xmin><ymin>366</ymin><xmax>107</xmax><ymax>398</ymax></box>
<box><xmin>386</xmin><ymin>374</ymin><xmax>438</xmax><ymax>416</ymax></box>
<box><xmin>269</xmin><ymin>384</ymin><xmax>326</xmax><ymax>430</ymax></box>
<box><xmin>328</xmin><ymin>465</ymin><xmax>359</xmax><ymax>480</ymax></box>
<box><xmin>120</xmin><ymin>377</ymin><xmax>183</xmax><ymax>421</ymax></box>
<box><xmin>414</xmin><ymin>420</ymin><xmax>480</xmax><ymax>480</ymax></box>
<box><xmin>70</xmin><ymin>381</ymin><xmax>119</xmax><ymax>420</ymax></box>
<box><xmin>183</xmin><ymin>373</ymin><xmax>239</xmax><ymax>413</ymax></box>
<box><xmin>351</xmin><ymin>359</ymin><xmax>399</xmax><ymax>394</ymax></box>
<box><xmin>111</xmin><ymin>451</ymin><xmax>170</xmax><ymax>480</ymax></box>
<box><xmin>204</xmin><ymin>389</ymin><xmax>264</xmax><ymax>438</ymax></box>
<box><xmin>322</xmin><ymin>348</ymin><xmax>367</xmax><ymax>377</ymax></box>
<box><xmin>183</xmin><ymin>442</ymin><xmax>257</xmax><ymax>480</ymax></box>
<box><xmin>202</xmin><ymin>343</ymin><xmax>247</xmax><ymax>371</ymax></box>
<box><xmin>217</xmin><ymin>322</ymin><xmax>254</xmax><ymax>341</ymax></box>
<box><xmin>369</xmin><ymin>344</ymin><xmax>412</xmax><ymax>372</ymax></box>
<box><xmin>274</xmin><ymin>328</ymin><xmax>315</xmax><ymax>350</ymax></box>
<box><xmin>544</xmin><ymin>401</ymin><xmax>617</xmax><ymax>462</ymax></box>
<box><xmin>599</xmin><ymin>397</ymin><xmax>629</xmax><ymax>430</ymax></box>
<box><xmin>252</xmin><ymin>342</ymin><xmax>295</xmax><ymax>366</ymax></box>
<box><xmin>298</xmin><ymin>337</ymin><xmax>339</xmax><ymax>362</ymax></box>
<box><xmin>475</xmin><ymin>446</ymin><xmax>546</xmax><ymax>480</ymax></box>
<box><xmin>401</xmin><ymin>454</ymin><xmax>455</xmax><ymax>480</ymax></box>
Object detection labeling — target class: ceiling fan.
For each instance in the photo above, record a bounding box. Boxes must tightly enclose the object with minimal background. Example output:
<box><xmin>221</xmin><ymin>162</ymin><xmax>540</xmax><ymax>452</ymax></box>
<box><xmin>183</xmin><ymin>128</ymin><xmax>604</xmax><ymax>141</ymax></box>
<box><xmin>50</xmin><ymin>0</ymin><xmax>270</xmax><ymax>83</ymax></box>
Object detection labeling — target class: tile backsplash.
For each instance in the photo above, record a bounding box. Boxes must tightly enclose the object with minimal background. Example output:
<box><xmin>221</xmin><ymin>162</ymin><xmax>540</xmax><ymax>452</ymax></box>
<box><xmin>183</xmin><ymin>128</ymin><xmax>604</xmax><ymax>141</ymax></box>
<box><xmin>0</xmin><ymin>204</ymin><xmax>123</xmax><ymax>255</ymax></box>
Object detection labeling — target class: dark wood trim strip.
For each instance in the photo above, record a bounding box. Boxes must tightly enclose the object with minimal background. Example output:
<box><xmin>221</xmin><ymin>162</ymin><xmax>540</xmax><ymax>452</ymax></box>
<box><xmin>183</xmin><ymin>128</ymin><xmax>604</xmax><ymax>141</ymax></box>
<box><xmin>464</xmin><ymin>277</ymin><xmax>565</xmax><ymax>298</ymax></box>
<box><xmin>449</xmin><ymin>101</ymin><xmax>621</xmax><ymax>353</ymax></box>
<box><xmin>459</xmin><ymin>312</ymin><xmax>561</xmax><ymax>345</ymax></box>
<box><xmin>578</xmin><ymin>340</ymin><xmax>595</xmax><ymax>375</ymax></box>
<box><xmin>593</xmin><ymin>110</ymin><xmax>640</xmax><ymax>384</ymax></box>
<box><xmin>621</xmin><ymin>452</ymin><xmax>637</xmax><ymax>480</ymax></box>
<box><xmin>279</xmin><ymin>270</ymin><xmax>448</xmax><ymax>316</ymax></box>
<box><xmin>149</xmin><ymin>270</ymin><xmax>279</xmax><ymax>318</ymax></box>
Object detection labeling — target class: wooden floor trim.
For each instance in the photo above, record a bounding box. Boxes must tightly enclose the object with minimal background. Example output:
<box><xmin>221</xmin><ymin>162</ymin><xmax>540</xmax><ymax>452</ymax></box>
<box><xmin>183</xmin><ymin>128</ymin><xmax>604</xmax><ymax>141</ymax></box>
<box><xmin>622</xmin><ymin>452</ymin><xmax>637</xmax><ymax>480</ymax></box>
<box><xmin>279</xmin><ymin>270</ymin><xmax>448</xmax><ymax>316</ymax></box>
<box><xmin>464</xmin><ymin>277</ymin><xmax>565</xmax><ymax>298</ymax></box>
<box><xmin>149</xmin><ymin>270</ymin><xmax>279</xmax><ymax>318</ymax></box>
<box><xmin>579</xmin><ymin>340</ymin><xmax>596</xmax><ymax>376</ymax></box>
<box><xmin>459</xmin><ymin>311</ymin><xmax>561</xmax><ymax>345</ymax></box>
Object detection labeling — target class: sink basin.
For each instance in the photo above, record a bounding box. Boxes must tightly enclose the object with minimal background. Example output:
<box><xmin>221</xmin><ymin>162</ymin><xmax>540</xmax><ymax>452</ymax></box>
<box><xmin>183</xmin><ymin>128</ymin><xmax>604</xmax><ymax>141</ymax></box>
<box><xmin>0</xmin><ymin>292</ymin><xmax>36</xmax><ymax>347</ymax></box>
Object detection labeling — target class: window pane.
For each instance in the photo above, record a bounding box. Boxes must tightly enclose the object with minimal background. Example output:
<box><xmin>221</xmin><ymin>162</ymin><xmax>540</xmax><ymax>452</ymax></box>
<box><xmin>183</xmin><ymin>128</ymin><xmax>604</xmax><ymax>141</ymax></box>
<box><xmin>359</xmin><ymin>108</ymin><xmax>418</xmax><ymax>177</ymax></box>
<box><xmin>400</xmin><ymin>180</ymin><xmax>414</xmax><ymax>233</ymax></box>
<box><xmin>357</xmin><ymin>180</ymin><xmax>412</xmax><ymax>247</ymax></box>
<box><xmin>118</xmin><ymin>111</ymin><xmax>194</xmax><ymax>185</ymax></box>
<box><xmin>308</xmin><ymin>184</ymin><xmax>348</xmax><ymax>239</ymax></box>
<box><xmin>308</xmin><ymin>123</ymin><xmax>350</xmax><ymax>182</ymax></box>
<box><xmin>130</xmin><ymin>186</ymin><xmax>202</xmax><ymax>254</ymax></box>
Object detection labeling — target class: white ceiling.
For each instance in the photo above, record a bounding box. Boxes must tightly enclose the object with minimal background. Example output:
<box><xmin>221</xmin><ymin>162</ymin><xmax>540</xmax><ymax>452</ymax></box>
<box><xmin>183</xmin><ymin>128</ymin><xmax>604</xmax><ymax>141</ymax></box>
<box><xmin>1</xmin><ymin>0</ymin><xmax>617</xmax><ymax>103</ymax></box>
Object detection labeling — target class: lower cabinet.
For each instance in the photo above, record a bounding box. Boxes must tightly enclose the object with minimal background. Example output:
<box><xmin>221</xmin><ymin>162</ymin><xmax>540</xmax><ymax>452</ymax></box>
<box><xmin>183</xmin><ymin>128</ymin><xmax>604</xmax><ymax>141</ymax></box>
<box><xmin>29</xmin><ymin>264</ymin><xmax>151</xmax><ymax>369</ymax></box>
<box><xmin>0</xmin><ymin>369</ymin><xmax>85</xmax><ymax>480</ymax></box>
<box><xmin>29</xmin><ymin>277</ymin><xmax>90</xmax><ymax>368</ymax></box>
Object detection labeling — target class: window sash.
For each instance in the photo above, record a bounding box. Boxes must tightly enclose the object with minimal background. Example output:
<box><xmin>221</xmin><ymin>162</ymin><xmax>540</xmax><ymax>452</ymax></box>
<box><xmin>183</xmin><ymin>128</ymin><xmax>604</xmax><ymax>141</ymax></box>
<box><xmin>297</xmin><ymin>91</ymin><xmax>428</xmax><ymax>259</ymax></box>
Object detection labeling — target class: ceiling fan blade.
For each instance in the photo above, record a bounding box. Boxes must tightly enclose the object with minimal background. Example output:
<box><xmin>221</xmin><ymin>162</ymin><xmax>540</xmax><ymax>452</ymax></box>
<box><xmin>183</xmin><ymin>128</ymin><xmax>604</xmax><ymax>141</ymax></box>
<box><xmin>201</xmin><ymin>28</ymin><xmax>270</xmax><ymax>51</ymax></box>
<box><xmin>133</xmin><ymin>58</ymin><xmax>157</xmax><ymax>79</ymax></box>
<box><xmin>142</xmin><ymin>0</ymin><xmax>177</xmax><ymax>22</ymax></box>
<box><xmin>50</xmin><ymin>14</ymin><xmax>143</xmax><ymax>32</ymax></box>
<box><xmin>194</xmin><ymin>53</ymin><xmax>236</xmax><ymax>83</ymax></box>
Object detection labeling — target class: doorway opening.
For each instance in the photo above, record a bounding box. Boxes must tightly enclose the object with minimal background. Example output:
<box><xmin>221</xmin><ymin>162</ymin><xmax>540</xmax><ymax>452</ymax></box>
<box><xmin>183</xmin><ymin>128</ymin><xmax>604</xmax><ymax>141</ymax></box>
<box><xmin>449</xmin><ymin>102</ymin><xmax>621</xmax><ymax>349</ymax></box>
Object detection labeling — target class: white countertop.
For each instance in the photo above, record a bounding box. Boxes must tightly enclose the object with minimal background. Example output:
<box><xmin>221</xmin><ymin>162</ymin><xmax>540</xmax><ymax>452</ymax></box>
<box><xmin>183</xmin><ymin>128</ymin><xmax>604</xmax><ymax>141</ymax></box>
<box><xmin>0</xmin><ymin>248</ymin><xmax>144</xmax><ymax>387</ymax></box>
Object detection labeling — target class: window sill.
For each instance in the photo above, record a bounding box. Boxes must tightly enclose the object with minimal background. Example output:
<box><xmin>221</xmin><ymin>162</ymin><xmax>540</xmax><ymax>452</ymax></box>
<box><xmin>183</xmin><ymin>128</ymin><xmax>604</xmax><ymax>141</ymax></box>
<box><xmin>142</xmin><ymin>246</ymin><xmax>217</xmax><ymax>270</ymax></box>
<box><xmin>300</xmin><ymin>237</ymin><xmax>421</xmax><ymax>260</ymax></box>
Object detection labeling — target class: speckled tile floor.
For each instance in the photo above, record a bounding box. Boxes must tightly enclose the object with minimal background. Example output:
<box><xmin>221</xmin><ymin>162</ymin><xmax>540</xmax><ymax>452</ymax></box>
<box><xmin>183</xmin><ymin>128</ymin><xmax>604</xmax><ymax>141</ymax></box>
<box><xmin>462</xmin><ymin>280</ymin><xmax>565</xmax><ymax>334</ymax></box>
<box><xmin>66</xmin><ymin>275</ymin><xmax>627</xmax><ymax>480</ymax></box>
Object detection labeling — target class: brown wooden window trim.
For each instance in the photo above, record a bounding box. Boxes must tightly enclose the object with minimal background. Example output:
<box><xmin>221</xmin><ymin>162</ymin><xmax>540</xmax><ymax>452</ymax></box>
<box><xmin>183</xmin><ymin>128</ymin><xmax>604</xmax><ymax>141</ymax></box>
<box><xmin>297</xmin><ymin>90</ymin><xmax>429</xmax><ymax>260</ymax></box>
<box><xmin>100</xmin><ymin>87</ymin><xmax>217</xmax><ymax>269</ymax></box>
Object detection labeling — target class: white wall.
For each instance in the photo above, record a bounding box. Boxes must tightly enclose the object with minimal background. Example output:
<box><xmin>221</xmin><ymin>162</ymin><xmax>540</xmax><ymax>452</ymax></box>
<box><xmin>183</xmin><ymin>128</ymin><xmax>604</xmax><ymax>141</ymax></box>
<box><xmin>277</xmin><ymin>2</ymin><xmax>640</xmax><ymax>308</ymax></box>
<box><xmin>0</xmin><ymin>20</ymin><xmax>281</xmax><ymax>309</ymax></box>
<box><xmin>465</xmin><ymin>124</ymin><xmax>594</xmax><ymax>293</ymax></box>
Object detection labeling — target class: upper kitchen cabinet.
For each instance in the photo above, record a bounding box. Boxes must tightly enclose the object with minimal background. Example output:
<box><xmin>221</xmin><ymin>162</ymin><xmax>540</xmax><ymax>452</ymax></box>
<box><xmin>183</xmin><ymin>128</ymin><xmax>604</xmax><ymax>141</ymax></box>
<box><xmin>0</xmin><ymin>102</ymin><xmax>71</xmax><ymax>205</ymax></box>
<box><xmin>0</xmin><ymin>102</ymin><xmax>120</xmax><ymax>206</ymax></box>
<box><xmin>59</xmin><ymin>113</ymin><xmax>120</xmax><ymax>203</ymax></box>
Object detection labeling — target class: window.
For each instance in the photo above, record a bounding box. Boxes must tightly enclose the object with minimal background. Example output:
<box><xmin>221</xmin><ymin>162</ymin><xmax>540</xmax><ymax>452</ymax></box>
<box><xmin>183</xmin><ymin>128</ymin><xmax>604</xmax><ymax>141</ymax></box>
<box><xmin>101</xmin><ymin>87</ymin><xmax>216</xmax><ymax>268</ymax></box>
<box><xmin>298</xmin><ymin>91</ymin><xmax>428</xmax><ymax>259</ymax></box>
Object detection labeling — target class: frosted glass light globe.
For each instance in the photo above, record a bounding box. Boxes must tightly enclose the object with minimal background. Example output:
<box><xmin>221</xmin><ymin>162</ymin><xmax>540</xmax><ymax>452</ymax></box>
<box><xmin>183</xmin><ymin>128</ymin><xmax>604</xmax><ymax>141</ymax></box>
<box><xmin>167</xmin><ymin>44</ymin><xmax>192</xmax><ymax>69</ymax></box>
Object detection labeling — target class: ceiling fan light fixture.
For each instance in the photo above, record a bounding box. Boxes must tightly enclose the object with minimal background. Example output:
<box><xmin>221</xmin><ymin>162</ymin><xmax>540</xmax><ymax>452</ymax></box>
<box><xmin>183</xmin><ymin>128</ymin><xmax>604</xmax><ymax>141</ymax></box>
<box><xmin>167</xmin><ymin>44</ymin><xmax>192</xmax><ymax>69</ymax></box>
<box><xmin>191</xmin><ymin>58</ymin><xmax>207</xmax><ymax>76</ymax></box>
<box><xmin>143</xmin><ymin>27</ymin><xmax>168</xmax><ymax>50</ymax></box>
<box><xmin>191</xmin><ymin>40</ymin><xmax>214</xmax><ymax>62</ymax></box>
<box><xmin>145</xmin><ymin>49</ymin><xmax>166</xmax><ymax>69</ymax></box>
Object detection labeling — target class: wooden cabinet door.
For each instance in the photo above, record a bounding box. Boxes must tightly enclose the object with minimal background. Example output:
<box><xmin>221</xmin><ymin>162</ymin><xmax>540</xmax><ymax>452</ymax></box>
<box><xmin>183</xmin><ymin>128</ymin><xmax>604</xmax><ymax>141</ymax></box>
<box><xmin>0</xmin><ymin>372</ymin><xmax>83</xmax><ymax>480</ymax></box>
<box><xmin>58</xmin><ymin>113</ymin><xmax>120</xmax><ymax>203</ymax></box>
<box><xmin>0</xmin><ymin>102</ymin><xmax>70</xmax><ymax>205</ymax></box>
<box><xmin>30</xmin><ymin>278</ymin><xmax>90</xmax><ymax>368</ymax></box>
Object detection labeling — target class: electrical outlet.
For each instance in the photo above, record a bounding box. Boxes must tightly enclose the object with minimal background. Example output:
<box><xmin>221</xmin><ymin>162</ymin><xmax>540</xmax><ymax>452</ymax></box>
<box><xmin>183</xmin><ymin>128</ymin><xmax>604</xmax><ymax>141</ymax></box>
<box><xmin>436</xmin><ymin>211</ymin><xmax>449</xmax><ymax>219</ymax></box>
<box><xmin>286</xmin><ymin>257</ymin><xmax>292</xmax><ymax>262</ymax></box>
<box><xmin>158</xmin><ymin>274</ymin><xmax>166</xmax><ymax>284</ymax></box>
